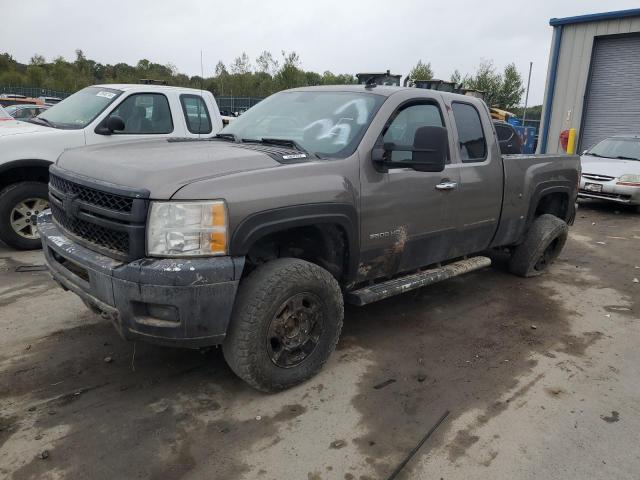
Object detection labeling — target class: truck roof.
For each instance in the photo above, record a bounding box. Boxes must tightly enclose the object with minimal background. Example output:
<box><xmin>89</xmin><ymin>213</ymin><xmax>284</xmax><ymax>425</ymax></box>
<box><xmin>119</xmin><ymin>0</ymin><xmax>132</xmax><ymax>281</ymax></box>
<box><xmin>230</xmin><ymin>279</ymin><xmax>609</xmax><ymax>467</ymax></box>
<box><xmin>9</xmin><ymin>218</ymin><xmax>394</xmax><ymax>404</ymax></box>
<box><xmin>288</xmin><ymin>84</ymin><xmax>487</xmax><ymax>103</ymax></box>
<box><xmin>92</xmin><ymin>84</ymin><xmax>212</xmax><ymax>95</ymax></box>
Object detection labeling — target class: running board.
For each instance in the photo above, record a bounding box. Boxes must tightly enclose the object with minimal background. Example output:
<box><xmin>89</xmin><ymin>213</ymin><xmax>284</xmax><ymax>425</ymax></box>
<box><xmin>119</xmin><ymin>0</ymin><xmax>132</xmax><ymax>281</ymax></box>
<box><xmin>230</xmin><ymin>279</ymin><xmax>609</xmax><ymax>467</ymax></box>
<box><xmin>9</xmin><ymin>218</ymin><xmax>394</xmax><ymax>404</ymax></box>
<box><xmin>345</xmin><ymin>256</ymin><xmax>492</xmax><ymax>306</ymax></box>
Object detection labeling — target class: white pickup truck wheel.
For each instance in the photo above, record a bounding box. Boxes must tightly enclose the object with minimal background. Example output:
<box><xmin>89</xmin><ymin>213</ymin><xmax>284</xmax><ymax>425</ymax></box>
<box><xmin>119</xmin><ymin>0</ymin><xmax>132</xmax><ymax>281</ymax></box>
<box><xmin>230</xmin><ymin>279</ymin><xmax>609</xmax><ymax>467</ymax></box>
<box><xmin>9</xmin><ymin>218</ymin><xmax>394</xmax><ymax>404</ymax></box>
<box><xmin>0</xmin><ymin>182</ymin><xmax>49</xmax><ymax>250</ymax></box>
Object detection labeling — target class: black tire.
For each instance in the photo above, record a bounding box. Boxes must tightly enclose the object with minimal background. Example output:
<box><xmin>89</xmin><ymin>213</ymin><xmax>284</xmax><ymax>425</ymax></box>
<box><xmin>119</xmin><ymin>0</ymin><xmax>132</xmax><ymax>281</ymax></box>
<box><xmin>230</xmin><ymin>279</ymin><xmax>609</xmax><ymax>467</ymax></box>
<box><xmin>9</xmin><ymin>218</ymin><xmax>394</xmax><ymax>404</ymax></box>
<box><xmin>509</xmin><ymin>214</ymin><xmax>568</xmax><ymax>278</ymax></box>
<box><xmin>0</xmin><ymin>181</ymin><xmax>49</xmax><ymax>250</ymax></box>
<box><xmin>223</xmin><ymin>258</ymin><xmax>344</xmax><ymax>392</ymax></box>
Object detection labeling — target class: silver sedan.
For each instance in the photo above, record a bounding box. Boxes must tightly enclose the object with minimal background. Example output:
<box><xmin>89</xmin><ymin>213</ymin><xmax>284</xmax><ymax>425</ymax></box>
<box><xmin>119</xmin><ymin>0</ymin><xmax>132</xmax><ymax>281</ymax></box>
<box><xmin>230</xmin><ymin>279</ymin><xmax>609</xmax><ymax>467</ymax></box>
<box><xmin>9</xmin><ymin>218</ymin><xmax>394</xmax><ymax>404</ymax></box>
<box><xmin>579</xmin><ymin>135</ymin><xmax>640</xmax><ymax>211</ymax></box>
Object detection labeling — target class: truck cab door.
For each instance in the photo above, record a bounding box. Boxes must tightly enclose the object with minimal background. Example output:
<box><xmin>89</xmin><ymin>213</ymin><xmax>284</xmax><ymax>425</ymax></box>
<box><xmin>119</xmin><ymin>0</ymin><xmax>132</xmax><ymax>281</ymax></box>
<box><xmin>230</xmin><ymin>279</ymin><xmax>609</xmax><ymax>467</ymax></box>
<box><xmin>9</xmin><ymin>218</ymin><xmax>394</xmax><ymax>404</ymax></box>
<box><xmin>86</xmin><ymin>92</ymin><xmax>183</xmax><ymax>145</ymax></box>
<box><xmin>358</xmin><ymin>96</ymin><xmax>460</xmax><ymax>282</ymax></box>
<box><xmin>445</xmin><ymin>100</ymin><xmax>503</xmax><ymax>257</ymax></box>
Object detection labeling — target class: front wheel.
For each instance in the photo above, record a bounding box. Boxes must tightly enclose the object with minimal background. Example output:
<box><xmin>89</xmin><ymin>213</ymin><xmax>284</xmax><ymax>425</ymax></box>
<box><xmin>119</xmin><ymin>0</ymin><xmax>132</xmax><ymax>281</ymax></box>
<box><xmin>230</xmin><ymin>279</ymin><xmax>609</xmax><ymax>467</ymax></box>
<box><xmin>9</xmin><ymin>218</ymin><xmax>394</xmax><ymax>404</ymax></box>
<box><xmin>223</xmin><ymin>258</ymin><xmax>344</xmax><ymax>392</ymax></box>
<box><xmin>0</xmin><ymin>182</ymin><xmax>49</xmax><ymax>250</ymax></box>
<box><xmin>509</xmin><ymin>214</ymin><xmax>568</xmax><ymax>277</ymax></box>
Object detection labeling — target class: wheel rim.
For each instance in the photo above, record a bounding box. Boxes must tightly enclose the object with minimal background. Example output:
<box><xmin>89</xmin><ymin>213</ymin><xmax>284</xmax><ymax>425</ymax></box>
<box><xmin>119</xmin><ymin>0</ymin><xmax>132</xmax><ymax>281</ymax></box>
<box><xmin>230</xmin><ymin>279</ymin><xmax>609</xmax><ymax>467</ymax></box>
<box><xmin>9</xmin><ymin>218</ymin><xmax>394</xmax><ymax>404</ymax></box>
<box><xmin>534</xmin><ymin>238</ymin><xmax>560</xmax><ymax>271</ymax></box>
<box><xmin>10</xmin><ymin>197</ymin><xmax>49</xmax><ymax>240</ymax></box>
<box><xmin>266</xmin><ymin>292</ymin><xmax>324</xmax><ymax>368</ymax></box>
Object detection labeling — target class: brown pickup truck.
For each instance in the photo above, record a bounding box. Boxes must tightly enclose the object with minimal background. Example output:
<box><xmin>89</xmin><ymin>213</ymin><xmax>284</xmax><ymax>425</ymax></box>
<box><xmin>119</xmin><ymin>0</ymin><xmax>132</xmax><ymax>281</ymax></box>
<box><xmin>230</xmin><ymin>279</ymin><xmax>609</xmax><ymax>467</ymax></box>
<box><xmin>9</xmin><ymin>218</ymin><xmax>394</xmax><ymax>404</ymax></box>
<box><xmin>38</xmin><ymin>85</ymin><xmax>580</xmax><ymax>391</ymax></box>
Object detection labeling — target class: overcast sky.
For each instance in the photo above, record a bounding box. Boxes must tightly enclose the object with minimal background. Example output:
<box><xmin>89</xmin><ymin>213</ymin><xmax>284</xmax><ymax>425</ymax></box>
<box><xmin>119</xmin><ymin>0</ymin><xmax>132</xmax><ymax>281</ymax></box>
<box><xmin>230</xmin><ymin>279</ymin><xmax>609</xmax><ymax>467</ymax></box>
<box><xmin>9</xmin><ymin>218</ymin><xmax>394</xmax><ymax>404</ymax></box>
<box><xmin>4</xmin><ymin>0</ymin><xmax>639</xmax><ymax>104</ymax></box>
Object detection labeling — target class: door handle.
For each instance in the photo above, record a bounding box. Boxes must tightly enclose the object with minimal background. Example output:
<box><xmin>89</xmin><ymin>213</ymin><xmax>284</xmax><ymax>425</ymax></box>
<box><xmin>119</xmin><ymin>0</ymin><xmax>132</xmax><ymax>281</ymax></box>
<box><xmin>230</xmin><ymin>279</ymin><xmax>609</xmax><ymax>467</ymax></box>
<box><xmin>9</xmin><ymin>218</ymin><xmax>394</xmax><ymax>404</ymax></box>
<box><xmin>435</xmin><ymin>181</ymin><xmax>458</xmax><ymax>191</ymax></box>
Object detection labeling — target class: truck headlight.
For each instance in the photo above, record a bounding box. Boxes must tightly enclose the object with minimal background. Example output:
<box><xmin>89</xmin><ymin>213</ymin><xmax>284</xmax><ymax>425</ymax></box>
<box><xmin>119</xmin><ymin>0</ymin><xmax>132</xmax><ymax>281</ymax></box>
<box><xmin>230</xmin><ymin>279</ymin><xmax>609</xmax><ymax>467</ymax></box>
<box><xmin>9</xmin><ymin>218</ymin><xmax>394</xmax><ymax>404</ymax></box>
<box><xmin>147</xmin><ymin>200</ymin><xmax>228</xmax><ymax>256</ymax></box>
<box><xmin>617</xmin><ymin>174</ymin><xmax>640</xmax><ymax>186</ymax></box>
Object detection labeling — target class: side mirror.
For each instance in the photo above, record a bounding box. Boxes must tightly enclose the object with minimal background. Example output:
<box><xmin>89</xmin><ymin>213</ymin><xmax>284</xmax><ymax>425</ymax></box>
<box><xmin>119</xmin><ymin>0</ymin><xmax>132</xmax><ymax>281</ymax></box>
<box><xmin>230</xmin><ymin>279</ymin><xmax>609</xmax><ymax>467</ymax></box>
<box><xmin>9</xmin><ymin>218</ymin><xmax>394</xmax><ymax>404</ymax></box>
<box><xmin>410</xmin><ymin>126</ymin><xmax>448</xmax><ymax>172</ymax></box>
<box><xmin>95</xmin><ymin>115</ymin><xmax>125</xmax><ymax>135</ymax></box>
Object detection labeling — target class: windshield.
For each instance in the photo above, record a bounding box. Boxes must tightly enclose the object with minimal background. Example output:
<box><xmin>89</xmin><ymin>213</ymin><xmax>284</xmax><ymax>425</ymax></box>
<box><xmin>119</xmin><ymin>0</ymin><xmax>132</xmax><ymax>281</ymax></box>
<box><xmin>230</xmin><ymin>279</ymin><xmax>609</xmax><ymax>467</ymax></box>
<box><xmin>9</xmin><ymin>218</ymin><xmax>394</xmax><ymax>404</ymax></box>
<box><xmin>37</xmin><ymin>86</ymin><xmax>122</xmax><ymax>129</ymax></box>
<box><xmin>0</xmin><ymin>106</ymin><xmax>11</xmax><ymax>119</ymax></box>
<box><xmin>219</xmin><ymin>90</ymin><xmax>385</xmax><ymax>158</ymax></box>
<box><xmin>587</xmin><ymin>137</ymin><xmax>640</xmax><ymax>161</ymax></box>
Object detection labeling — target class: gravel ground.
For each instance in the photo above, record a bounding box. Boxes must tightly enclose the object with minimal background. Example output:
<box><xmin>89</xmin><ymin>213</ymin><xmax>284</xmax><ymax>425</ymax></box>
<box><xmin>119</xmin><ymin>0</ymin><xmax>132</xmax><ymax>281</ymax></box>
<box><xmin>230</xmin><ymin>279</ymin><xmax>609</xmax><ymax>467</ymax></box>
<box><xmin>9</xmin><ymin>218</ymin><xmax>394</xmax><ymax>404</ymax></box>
<box><xmin>0</xmin><ymin>200</ymin><xmax>638</xmax><ymax>480</ymax></box>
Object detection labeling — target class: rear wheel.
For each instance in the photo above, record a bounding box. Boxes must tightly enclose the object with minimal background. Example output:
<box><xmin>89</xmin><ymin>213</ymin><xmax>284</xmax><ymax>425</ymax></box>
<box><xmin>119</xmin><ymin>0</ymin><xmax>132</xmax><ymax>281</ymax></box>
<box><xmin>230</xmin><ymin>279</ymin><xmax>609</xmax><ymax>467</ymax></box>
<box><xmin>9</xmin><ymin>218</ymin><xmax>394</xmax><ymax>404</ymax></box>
<box><xmin>0</xmin><ymin>182</ymin><xmax>49</xmax><ymax>250</ymax></box>
<box><xmin>223</xmin><ymin>258</ymin><xmax>343</xmax><ymax>392</ymax></box>
<box><xmin>509</xmin><ymin>214</ymin><xmax>568</xmax><ymax>278</ymax></box>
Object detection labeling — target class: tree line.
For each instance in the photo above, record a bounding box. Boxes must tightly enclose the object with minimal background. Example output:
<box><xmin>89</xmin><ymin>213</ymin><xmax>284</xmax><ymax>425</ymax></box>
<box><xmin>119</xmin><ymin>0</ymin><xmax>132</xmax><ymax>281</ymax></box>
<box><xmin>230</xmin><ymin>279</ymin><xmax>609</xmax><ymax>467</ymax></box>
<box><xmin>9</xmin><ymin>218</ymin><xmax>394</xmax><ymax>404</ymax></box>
<box><xmin>0</xmin><ymin>50</ymin><xmax>529</xmax><ymax>110</ymax></box>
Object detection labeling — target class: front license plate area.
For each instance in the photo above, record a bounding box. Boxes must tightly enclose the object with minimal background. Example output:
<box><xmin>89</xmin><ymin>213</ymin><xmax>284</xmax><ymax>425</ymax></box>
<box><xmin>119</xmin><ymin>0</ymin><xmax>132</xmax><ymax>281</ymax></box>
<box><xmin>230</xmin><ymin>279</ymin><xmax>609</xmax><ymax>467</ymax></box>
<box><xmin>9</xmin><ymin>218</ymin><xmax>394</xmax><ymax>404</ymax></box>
<box><xmin>584</xmin><ymin>182</ymin><xmax>603</xmax><ymax>193</ymax></box>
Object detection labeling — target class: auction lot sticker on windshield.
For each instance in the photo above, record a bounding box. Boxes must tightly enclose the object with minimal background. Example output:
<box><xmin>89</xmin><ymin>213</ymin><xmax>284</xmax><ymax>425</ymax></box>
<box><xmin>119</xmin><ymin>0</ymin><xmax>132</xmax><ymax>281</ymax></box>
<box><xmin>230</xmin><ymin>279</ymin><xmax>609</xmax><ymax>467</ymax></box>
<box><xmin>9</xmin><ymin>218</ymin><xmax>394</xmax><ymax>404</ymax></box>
<box><xmin>96</xmin><ymin>91</ymin><xmax>116</xmax><ymax>99</ymax></box>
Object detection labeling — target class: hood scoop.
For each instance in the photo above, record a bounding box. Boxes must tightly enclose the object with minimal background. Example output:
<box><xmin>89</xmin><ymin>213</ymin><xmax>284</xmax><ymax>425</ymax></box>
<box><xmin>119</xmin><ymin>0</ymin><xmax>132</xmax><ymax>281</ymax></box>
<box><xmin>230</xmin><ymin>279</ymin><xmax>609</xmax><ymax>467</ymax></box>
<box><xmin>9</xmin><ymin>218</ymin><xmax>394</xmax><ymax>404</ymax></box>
<box><xmin>227</xmin><ymin>142</ymin><xmax>311</xmax><ymax>164</ymax></box>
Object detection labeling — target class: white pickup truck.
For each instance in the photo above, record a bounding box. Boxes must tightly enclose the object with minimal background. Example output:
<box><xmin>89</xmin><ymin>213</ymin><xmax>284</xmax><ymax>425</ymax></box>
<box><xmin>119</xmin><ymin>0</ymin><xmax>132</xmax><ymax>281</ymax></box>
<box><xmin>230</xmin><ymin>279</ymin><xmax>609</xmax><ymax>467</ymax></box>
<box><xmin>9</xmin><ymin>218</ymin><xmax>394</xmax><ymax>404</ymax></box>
<box><xmin>0</xmin><ymin>84</ymin><xmax>223</xmax><ymax>249</ymax></box>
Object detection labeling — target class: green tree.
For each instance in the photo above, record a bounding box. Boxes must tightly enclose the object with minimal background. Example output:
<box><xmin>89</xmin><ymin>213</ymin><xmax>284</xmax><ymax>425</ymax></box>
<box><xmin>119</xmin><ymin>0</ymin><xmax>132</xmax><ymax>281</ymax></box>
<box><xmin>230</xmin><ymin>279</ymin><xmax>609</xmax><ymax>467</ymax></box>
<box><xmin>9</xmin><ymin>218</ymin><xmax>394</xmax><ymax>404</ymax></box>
<box><xmin>274</xmin><ymin>51</ymin><xmax>305</xmax><ymax>89</ymax></box>
<box><xmin>214</xmin><ymin>61</ymin><xmax>228</xmax><ymax>76</ymax></box>
<box><xmin>30</xmin><ymin>54</ymin><xmax>46</xmax><ymax>66</ymax></box>
<box><xmin>0</xmin><ymin>49</ymin><xmax>361</xmax><ymax>99</ymax></box>
<box><xmin>256</xmin><ymin>50</ymin><xmax>278</xmax><ymax>76</ymax></box>
<box><xmin>230</xmin><ymin>52</ymin><xmax>251</xmax><ymax>75</ymax></box>
<box><xmin>495</xmin><ymin>63</ymin><xmax>524</xmax><ymax>110</ymax></box>
<box><xmin>408</xmin><ymin>60</ymin><xmax>433</xmax><ymax>81</ymax></box>
<box><xmin>463</xmin><ymin>60</ymin><xmax>524</xmax><ymax>109</ymax></box>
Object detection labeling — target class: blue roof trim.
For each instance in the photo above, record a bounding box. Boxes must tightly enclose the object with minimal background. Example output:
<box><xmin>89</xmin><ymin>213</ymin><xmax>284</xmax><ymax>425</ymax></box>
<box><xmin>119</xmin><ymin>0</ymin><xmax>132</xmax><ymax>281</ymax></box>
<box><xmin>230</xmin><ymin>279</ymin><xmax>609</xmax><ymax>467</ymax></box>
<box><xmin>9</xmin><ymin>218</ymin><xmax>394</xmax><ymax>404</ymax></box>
<box><xmin>550</xmin><ymin>8</ymin><xmax>640</xmax><ymax>26</ymax></box>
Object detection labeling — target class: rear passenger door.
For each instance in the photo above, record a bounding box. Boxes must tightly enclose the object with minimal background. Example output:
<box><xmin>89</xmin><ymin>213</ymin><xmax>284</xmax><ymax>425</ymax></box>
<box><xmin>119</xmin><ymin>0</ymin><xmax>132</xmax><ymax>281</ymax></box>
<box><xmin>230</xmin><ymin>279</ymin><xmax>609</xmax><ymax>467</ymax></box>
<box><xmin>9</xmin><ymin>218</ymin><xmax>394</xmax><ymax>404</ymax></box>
<box><xmin>446</xmin><ymin>100</ymin><xmax>503</xmax><ymax>257</ymax></box>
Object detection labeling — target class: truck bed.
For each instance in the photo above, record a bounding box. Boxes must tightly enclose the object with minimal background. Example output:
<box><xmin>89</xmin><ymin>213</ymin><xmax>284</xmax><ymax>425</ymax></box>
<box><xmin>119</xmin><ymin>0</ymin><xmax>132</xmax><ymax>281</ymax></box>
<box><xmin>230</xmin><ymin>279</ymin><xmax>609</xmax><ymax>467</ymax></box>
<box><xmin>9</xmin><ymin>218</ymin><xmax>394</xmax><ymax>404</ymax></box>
<box><xmin>491</xmin><ymin>153</ymin><xmax>580</xmax><ymax>248</ymax></box>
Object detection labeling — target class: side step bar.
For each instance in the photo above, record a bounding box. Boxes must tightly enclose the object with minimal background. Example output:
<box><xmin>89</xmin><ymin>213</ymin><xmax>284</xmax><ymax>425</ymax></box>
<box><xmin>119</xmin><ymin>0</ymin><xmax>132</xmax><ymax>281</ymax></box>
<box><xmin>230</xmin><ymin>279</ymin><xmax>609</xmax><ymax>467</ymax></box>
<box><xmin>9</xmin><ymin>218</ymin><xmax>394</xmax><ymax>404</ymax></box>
<box><xmin>345</xmin><ymin>256</ymin><xmax>492</xmax><ymax>306</ymax></box>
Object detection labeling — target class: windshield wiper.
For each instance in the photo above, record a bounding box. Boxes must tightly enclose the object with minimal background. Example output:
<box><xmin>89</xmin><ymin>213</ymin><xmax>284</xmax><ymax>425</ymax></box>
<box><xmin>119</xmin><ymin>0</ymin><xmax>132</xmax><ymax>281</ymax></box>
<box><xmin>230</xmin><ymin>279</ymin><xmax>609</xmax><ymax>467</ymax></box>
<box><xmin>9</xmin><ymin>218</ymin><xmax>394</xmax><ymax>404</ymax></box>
<box><xmin>614</xmin><ymin>155</ymin><xmax>639</xmax><ymax>161</ymax></box>
<box><xmin>213</xmin><ymin>133</ymin><xmax>238</xmax><ymax>142</ymax></box>
<box><xmin>28</xmin><ymin>117</ymin><xmax>56</xmax><ymax>128</ymax></box>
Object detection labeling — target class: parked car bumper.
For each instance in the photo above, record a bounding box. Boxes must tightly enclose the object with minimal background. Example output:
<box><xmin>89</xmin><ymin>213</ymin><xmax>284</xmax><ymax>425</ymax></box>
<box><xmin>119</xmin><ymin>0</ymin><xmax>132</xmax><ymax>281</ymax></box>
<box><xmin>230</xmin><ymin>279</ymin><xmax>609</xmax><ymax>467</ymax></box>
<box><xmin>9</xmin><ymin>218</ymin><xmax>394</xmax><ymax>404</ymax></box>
<box><xmin>578</xmin><ymin>178</ymin><xmax>640</xmax><ymax>206</ymax></box>
<box><xmin>38</xmin><ymin>211</ymin><xmax>243</xmax><ymax>348</ymax></box>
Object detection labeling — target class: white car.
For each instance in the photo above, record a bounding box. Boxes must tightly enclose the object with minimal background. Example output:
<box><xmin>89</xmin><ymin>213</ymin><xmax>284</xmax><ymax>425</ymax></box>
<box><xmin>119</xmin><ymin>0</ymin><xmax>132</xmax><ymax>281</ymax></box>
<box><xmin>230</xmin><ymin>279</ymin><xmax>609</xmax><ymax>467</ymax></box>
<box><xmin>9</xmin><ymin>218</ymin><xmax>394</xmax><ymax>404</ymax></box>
<box><xmin>579</xmin><ymin>135</ymin><xmax>640</xmax><ymax>212</ymax></box>
<box><xmin>0</xmin><ymin>84</ymin><xmax>223</xmax><ymax>249</ymax></box>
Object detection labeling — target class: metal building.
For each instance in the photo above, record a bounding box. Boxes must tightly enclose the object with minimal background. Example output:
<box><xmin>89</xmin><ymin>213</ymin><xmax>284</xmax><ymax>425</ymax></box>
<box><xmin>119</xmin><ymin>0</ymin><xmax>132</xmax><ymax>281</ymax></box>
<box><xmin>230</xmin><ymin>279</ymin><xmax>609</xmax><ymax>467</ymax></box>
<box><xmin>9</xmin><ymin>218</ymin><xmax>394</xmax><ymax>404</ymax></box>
<box><xmin>539</xmin><ymin>8</ymin><xmax>640</xmax><ymax>154</ymax></box>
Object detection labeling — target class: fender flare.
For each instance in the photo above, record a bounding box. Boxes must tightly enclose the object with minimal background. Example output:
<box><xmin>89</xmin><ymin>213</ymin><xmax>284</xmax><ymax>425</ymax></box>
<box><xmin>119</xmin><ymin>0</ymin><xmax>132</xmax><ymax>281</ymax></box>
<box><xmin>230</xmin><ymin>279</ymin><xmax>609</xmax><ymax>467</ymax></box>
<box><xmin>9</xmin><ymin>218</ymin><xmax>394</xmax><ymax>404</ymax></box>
<box><xmin>230</xmin><ymin>203</ymin><xmax>359</xmax><ymax>281</ymax></box>
<box><xmin>0</xmin><ymin>158</ymin><xmax>53</xmax><ymax>178</ymax></box>
<box><xmin>526</xmin><ymin>181</ymin><xmax>574</xmax><ymax>226</ymax></box>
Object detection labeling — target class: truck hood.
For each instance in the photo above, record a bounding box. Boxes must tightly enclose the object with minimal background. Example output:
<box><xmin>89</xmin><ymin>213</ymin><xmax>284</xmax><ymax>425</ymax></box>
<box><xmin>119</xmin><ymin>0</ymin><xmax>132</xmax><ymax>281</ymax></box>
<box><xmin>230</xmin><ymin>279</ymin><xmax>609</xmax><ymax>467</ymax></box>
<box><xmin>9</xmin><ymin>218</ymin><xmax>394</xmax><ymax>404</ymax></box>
<box><xmin>0</xmin><ymin>120</ymin><xmax>52</xmax><ymax>137</ymax></box>
<box><xmin>56</xmin><ymin>138</ymin><xmax>282</xmax><ymax>198</ymax></box>
<box><xmin>581</xmin><ymin>155</ymin><xmax>640</xmax><ymax>178</ymax></box>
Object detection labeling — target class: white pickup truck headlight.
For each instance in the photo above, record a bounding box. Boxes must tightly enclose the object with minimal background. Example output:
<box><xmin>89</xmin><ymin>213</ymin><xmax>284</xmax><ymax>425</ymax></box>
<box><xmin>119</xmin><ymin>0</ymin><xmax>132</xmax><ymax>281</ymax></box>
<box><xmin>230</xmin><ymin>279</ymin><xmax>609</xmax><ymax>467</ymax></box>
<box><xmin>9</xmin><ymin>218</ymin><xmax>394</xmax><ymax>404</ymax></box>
<box><xmin>617</xmin><ymin>174</ymin><xmax>640</xmax><ymax>186</ymax></box>
<box><xmin>147</xmin><ymin>201</ymin><xmax>228</xmax><ymax>256</ymax></box>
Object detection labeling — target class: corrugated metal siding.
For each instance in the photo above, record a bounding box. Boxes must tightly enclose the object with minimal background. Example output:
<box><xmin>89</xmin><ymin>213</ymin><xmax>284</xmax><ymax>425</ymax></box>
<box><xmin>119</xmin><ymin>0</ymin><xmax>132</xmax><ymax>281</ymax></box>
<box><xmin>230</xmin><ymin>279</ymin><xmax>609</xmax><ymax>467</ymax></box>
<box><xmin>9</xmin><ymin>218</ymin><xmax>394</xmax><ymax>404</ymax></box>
<box><xmin>539</xmin><ymin>16</ymin><xmax>640</xmax><ymax>153</ymax></box>
<box><xmin>581</xmin><ymin>34</ymin><xmax>640</xmax><ymax>150</ymax></box>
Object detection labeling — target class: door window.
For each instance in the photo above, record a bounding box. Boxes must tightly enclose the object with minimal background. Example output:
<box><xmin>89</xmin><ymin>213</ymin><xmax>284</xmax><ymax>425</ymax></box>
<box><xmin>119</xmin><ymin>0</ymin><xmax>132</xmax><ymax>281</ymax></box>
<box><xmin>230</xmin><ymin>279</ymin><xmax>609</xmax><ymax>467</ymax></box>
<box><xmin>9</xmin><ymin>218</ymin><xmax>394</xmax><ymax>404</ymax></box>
<box><xmin>109</xmin><ymin>93</ymin><xmax>173</xmax><ymax>134</ymax></box>
<box><xmin>180</xmin><ymin>94</ymin><xmax>212</xmax><ymax>134</ymax></box>
<box><xmin>495</xmin><ymin>124</ymin><xmax>514</xmax><ymax>142</ymax></box>
<box><xmin>451</xmin><ymin>102</ymin><xmax>487</xmax><ymax>162</ymax></box>
<box><xmin>383</xmin><ymin>103</ymin><xmax>444</xmax><ymax>162</ymax></box>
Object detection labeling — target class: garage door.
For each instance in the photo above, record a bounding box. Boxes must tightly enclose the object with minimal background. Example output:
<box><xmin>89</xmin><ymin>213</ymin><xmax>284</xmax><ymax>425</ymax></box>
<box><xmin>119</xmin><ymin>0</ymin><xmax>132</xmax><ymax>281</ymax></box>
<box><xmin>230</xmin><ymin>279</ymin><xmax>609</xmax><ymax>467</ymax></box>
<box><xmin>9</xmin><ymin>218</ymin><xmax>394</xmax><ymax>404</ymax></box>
<box><xmin>581</xmin><ymin>34</ymin><xmax>640</xmax><ymax>151</ymax></box>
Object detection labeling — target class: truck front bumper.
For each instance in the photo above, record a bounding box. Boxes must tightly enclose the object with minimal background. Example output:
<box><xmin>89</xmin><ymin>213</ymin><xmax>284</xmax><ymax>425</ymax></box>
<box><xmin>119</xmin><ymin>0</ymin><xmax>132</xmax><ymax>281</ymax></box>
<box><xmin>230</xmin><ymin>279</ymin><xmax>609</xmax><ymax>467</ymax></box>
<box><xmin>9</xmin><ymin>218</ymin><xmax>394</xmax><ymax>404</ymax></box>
<box><xmin>38</xmin><ymin>211</ymin><xmax>244</xmax><ymax>348</ymax></box>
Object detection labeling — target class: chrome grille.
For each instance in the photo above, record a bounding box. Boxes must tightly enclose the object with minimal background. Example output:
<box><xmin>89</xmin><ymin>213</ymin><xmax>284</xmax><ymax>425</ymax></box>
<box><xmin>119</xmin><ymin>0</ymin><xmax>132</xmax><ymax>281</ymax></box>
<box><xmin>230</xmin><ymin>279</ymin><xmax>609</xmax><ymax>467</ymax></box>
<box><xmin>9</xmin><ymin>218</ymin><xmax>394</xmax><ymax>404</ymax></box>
<box><xmin>582</xmin><ymin>173</ymin><xmax>614</xmax><ymax>182</ymax></box>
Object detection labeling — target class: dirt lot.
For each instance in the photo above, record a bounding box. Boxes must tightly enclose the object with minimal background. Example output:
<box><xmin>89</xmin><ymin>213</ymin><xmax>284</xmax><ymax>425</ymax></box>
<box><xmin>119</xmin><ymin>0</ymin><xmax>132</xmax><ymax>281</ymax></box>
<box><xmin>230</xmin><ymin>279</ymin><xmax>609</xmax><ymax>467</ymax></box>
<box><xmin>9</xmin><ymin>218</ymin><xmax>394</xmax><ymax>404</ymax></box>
<box><xmin>0</xmin><ymin>200</ymin><xmax>639</xmax><ymax>480</ymax></box>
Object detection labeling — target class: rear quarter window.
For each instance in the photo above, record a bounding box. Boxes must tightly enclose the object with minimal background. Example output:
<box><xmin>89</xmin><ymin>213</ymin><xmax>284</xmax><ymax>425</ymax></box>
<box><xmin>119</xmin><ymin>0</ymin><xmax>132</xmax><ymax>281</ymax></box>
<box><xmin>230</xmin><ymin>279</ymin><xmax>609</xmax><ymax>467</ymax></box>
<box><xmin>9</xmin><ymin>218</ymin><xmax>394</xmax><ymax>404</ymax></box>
<box><xmin>451</xmin><ymin>102</ymin><xmax>487</xmax><ymax>162</ymax></box>
<box><xmin>180</xmin><ymin>94</ymin><xmax>212</xmax><ymax>134</ymax></box>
